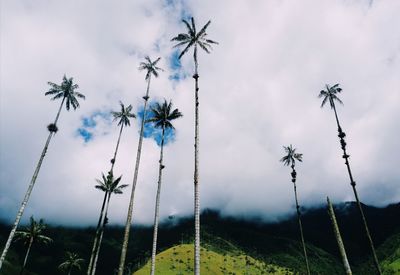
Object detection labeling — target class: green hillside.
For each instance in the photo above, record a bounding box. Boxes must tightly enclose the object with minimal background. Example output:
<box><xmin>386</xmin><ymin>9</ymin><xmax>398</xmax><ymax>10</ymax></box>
<box><xmin>133</xmin><ymin>244</ymin><xmax>292</xmax><ymax>275</ymax></box>
<box><xmin>355</xmin><ymin>230</ymin><xmax>400</xmax><ymax>275</ymax></box>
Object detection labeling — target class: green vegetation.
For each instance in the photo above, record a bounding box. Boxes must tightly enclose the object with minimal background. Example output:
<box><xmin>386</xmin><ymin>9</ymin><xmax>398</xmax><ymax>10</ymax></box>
<box><xmin>356</xmin><ymin>231</ymin><xmax>400</xmax><ymax>275</ymax></box>
<box><xmin>134</xmin><ymin>244</ymin><xmax>292</xmax><ymax>275</ymax></box>
<box><xmin>0</xmin><ymin>204</ymin><xmax>399</xmax><ymax>275</ymax></box>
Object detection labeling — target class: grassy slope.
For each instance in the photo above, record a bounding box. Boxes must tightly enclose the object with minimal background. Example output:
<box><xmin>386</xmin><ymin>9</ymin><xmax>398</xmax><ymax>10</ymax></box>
<box><xmin>133</xmin><ymin>244</ymin><xmax>293</xmax><ymax>275</ymax></box>
<box><xmin>355</xmin><ymin>230</ymin><xmax>400</xmax><ymax>275</ymax></box>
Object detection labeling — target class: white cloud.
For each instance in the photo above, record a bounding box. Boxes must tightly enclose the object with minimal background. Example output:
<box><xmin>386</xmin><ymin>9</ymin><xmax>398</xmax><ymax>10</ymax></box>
<box><xmin>0</xmin><ymin>0</ymin><xmax>399</xmax><ymax>226</ymax></box>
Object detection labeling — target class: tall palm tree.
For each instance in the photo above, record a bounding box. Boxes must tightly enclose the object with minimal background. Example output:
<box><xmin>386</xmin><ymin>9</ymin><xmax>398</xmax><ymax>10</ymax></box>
<box><xmin>15</xmin><ymin>216</ymin><xmax>52</xmax><ymax>274</ymax></box>
<box><xmin>147</xmin><ymin>100</ymin><xmax>183</xmax><ymax>275</ymax></box>
<box><xmin>171</xmin><ymin>17</ymin><xmax>218</xmax><ymax>275</ymax></box>
<box><xmin>87</xmin><ymin>102</ymin><xmax>134</xmax><ymax>275</ymax></box>
<box><xmin>110</xmin><ymin>102</ymin><xmax>136</xmax><ymax>171</ymax></box>
<box><xmin>280</xmin><ymin>145</ymin><xmax>310</xmax><ymax>275</ymax></box>
<box><xmin>319</xmin><ymin>83</ymin><xmax>381</xmax><ymax>274</ymax></box>
<box><xmin>0</xmin><ymin>75</ymin><xmax>85</xmax><ymax>270</ymax></box>
<box><xmin>118</xmin><ymin>56</ymin><xmax>163</xmax><ymax>275</ymax></box>
<box><xmin>90</xmin><ymin>171</ymin><xmax>128</xmax><ymax>275</ymax></box>
<box><xmin>59</xmin><ymin>252</ymin><xmax>85</xmax><ymax>275</ymax></box>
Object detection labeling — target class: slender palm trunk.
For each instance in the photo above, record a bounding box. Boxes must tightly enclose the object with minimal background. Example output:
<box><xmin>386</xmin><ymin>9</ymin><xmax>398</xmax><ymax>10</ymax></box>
<box><xmin>0</xmin><ymin>97</ymin><xmax>65</xmax><ymax>270</ymax></box>
<box><xmin>193</xmin><ymin>47</ymin><xmax>201</xmax><ymax>275</ymax></box>
<box><xmin>20</xmin><ymin>238</ymin><xmax>33</xmax><ymax>275</ymax></box>
<box><xmin>68</xmin><ymin>266</ymin><xmax>72</xmax><ymax>275</ymax></box>
<box><xmin>118</xmin><ymin>76</ymin><xmax>152</xmax><ymax>275</ymax></box>
<box><xmin>331</xmin><ymin>103</ymin><xmax>381</xmax><ymax>274</ymax></box>
<box><xmin>89</xmin><ymin>123</ymin><xmax>125</xmax><ymax>275</ymax></box>
<box><xmin>91</xmin><ymin>193</ymin><xmax>112</xmax><ymax>275</ymax></box>
<box><xmin>327</xmin><ymin>197</ymin><xmax>352</xmax><ymax>275</ymax></box>
<box><xmin>150</xmin><ymin>126</ymin><xmax>165</xmax><ymax>275</ymax></box>
<box><xmin>87</xmin><ymin>192</ymin><xmax>108</xmax><ymax>275</ymax></box>
<box><xmin>291</xmin><ymin>165</ymin><xmax>310</xmax><ymax>275</ymax></box>
<box><xmin>111</xmin><ymin>124</ymin><xmax>124</xmax><ymax>172</ymax></box>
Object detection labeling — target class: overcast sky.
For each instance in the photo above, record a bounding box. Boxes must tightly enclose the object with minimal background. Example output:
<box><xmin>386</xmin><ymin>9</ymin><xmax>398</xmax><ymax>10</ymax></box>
<box><xmin>0</xmin><ymin>0</ymin><xmax>399</xmax><ymax>226</ymax></box>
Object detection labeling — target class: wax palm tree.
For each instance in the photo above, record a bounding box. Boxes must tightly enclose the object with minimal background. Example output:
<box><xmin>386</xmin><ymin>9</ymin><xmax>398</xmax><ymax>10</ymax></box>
<box><xmin>87</xmin><ymin>102</ymin><xmax>134</xmax><ymax>275</ymax></box>
<box><xmin>319</xmin><ymin>83</ymin><xmax>381</xmax><ymax>274</ymax></box>
<box><xmin>89</xmin><ymin>172</ymin><xmax>128</xmax><ymax>275</ymax></box>
<box><xmin>59</xmin><ymin>252</ymin><xmax>85</xmax><ymax>275</ymax></box>
<box><xmin>280</xmin><ymin>145</ymin><xmax>310</xmax><ymax>275</ymax></box>
<box><xmin>0</xmin><ymin>75</ymin><xmax>84</xmax><ymax>270</ymax></box>
<box><xmin>147</xmin><ymin>100</ymin><xmax>182</xmax><ymax>275</ymax></box>
<box><xmin>171</xmin><ymin>17</ymin><xmax>218</xmax><ymax>275</ymax></box>
<box><xmin>110</xmin><ymin>102</ymin><xmax>136</xmax><ymax>170</ymax></box>
<box><xmin>118</xmin><ymin>56</ymin><xmax>163</xmax><ymax>275</ymax></box>
<box><xmin>15</xmin><ymin>216</ymin><xmax>52</xmax><ymax>274</ymax></box>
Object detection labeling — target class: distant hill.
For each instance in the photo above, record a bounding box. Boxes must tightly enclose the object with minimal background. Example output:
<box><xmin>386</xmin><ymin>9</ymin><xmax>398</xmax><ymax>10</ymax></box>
<box><xmin>133</xmin><ymin>244</ymin><xmax>292</xmax><ymax>275</ymax></box>
<box><xmin>0</xmin><ymin>202</ymin><xmax>399</xmax><ymax>274</ymax></box>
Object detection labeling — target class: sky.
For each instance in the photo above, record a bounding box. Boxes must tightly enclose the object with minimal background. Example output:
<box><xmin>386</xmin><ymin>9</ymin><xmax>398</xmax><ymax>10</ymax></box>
<box><xmin>0</xmin><ymin>0</ymin><xmax>399</xmax><ymax>226</ymax></box>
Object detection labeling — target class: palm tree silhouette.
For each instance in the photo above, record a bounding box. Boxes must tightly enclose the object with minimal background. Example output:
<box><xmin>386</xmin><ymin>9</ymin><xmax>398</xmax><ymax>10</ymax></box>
<box><xmin>87</xmin><ymin>102</ymin><xmax>134</xmax><ymax>275</ymax></box>
<box><xmin>118</xmin><ymin>56</ymin><xmax>163</xmax><ymax>275</ymax></box>
<box><xmin>59</xmin><ymin>252</ymin><xmax>85</xmax><ymax>275</ymax></box>
<box><xmin>90</xmin><ymin>171</ymin><xmax>128</xmax><ymax>275</ymax></box>
<box><xmin>110</xmin><ymin>102</ymin><xmax>136</xmax><ymax>170</ymax></box>
<box><xmin>0</xmin><ymin>75</ymin><xmax>85</xmax><ymax>270</ymax></box>
<box><xmin>171</xmin><ymin>17</ymin><xmax>218</xmax><ymax>275</ymax></box>
<box><xmin>319</xmin><ymin>83</ymin><xmax>381</xmax><ymax>274</ymax></box>
<box><xmin>280</xmin><ymin>145</ymin><xmax>310</xmax><ymax>275</ymax></box>
<box><xmin>15</xmin><ymin>216</ymin><xmax>52</xmax><ymax>274</ymax></box>
<box><xmin>147</xmin><ymin>100</ymin><xmax>183</xmax><ymax>275</ymax></box>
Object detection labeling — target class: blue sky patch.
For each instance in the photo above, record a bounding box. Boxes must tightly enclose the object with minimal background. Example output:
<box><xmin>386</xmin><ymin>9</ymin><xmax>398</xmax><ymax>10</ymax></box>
<box><xmin>168</xmin><ymin>50</ymin><xmax>188</xmax><ymax>82</ymax></box>
<box><xmin>170</xmin><ymin>50</ymin><xmax>182</xmax><ymax>70</ymax></box>
<box><xmin>77</xmin><ymin>111</ymin><xmax>112</xmax><ymax>143</ymax></box>
<box><xmin>77</xmin><ymin>128</ymin><xmax>93</xmax><ymax>142</ymax></box>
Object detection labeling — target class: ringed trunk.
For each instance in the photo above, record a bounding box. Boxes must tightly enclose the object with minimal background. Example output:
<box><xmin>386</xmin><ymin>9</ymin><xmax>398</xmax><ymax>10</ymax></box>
<box><xmin>193</xmin><ymin>47</ymin><xmax>201</xmax><ymax>275</ymax></box>
<box><xmin>118</xmin><ymin>76</ymin><xmax>152</xmax><ymax>275</ymax></box>
<box><xmin>150</xmin><ymin>126</ymin><xmax>165</xmax><ymax>275</ymax></box>
<box><xmin>90</xmin><ymin>122</ymin><xmax>125</xmax><ymax>275</ymax></box>
<box><xmin>327</xmin><ymin>197</ymin><xmax>352</xmax><ymax>275</ymax></box>
<box><xmin>291</xmin><ymin>166</ymin><xmax>310</xmax><ymax>275</ymax></box>
<box><xmin>331</xmin><ymin>102</ymin><xmax>381</xmax><ymax>274</ymax></box>
<box><xmin>110</xmin><ymin>124</ymin><xmax>124</xmax><ymax>172</ymax></box>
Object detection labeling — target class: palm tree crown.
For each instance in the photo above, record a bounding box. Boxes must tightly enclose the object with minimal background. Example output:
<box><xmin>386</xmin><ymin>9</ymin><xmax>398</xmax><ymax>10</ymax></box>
<box><xmin>45</xmin><ymin>75</ymin><xmax>85</xmax><ymax>110</ymax></box>
<box><xmin>147</xmin><ymin>100</ymin><xmax>183</xmax><ymax>130</ymax></box>
<box><xmin>318</xmin><ymin>83</ymin><xmax>343</xmax><ymax>109</ymax></box>
<box><xmin>15</xmin><ymin>216</ymin><xmax>52</xmax><ymax>246</ymax></box>
<box><xmin>139</xmin><ymin>56</ymin><xmax>163</xmax><ymax>80</ymax></box>
<box><xmin>171</xmin><ymin>17</ymin><xmax>218</xmax><ymax>62</ymax></box>
<box><xmin>280</xmin><ymin>145</ymin><xmax>303</xmax><ymax>167</ymax></box>
<box><xmin>58</xmin><ymin>252</ymin><xmax>84</xmax><ymax>273</ymax></box>
<box><xmin>95</xmin><ymin>171</ymin><xmax>128</xmax><ymax>195</ymax></box>
<box><xmin>111</xmin><ymin>102</ymin><xmax>136</xmax><ymax>127</ymax></box>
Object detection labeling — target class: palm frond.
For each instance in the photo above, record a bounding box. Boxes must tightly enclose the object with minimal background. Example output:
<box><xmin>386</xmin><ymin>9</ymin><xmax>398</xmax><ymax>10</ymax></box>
<box><xmin>196</xmin><ymin>20</ymin><xmax>211</xmax><ymax>39</ymax></box>
<box><xmin>191</xmin><ymin>17</ymin><xmax>196</xmax><ymax>35</ymax></box>
<box><xmin>182</xmin><ymin>19</ymin><xmax>194</xmax><ymax>36</ymax></box>
<box><xmin>197</xmin><ymin>41</ymin><xmax>211</xmax><ymax>54</ymax></box>
<box><xmin>177</xmin><ymin>40</ymin><xmax>194</xmax><ymax>59</ymax></box>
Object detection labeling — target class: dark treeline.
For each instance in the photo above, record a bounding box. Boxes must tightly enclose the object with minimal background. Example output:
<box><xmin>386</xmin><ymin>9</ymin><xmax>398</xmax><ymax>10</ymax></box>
<box><xmin>0</xmin><ymin>202</ymin><xmax>398</xmax><ymax>275</ymax></box>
